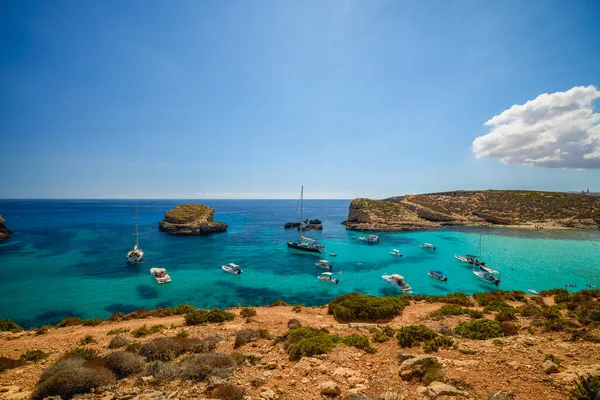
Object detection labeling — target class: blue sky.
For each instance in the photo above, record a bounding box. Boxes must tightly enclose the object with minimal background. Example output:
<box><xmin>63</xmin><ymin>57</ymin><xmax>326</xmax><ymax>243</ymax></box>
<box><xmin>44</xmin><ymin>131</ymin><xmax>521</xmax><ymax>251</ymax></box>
<box><xmin>1</xmin><ymin>0</ymin><xmax>599</xmax><ymax>199</ymax></box>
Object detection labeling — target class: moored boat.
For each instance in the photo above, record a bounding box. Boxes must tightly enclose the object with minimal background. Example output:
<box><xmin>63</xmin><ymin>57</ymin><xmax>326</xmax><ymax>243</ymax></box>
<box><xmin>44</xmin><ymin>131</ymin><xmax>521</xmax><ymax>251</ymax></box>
<box><xmin>150</xmin><ymin>267</ymin><xmax>171</xmax><ymax>284</ymax></box>
<box><xmin>286</xmin><ymin>186</ymin><xmax>325</xmax><ymax>254</ymax></box>
<box><xmin>527</xmin><ymin>289</ymin><xmax>539</xmax><ymax>295</ymax></box>
<box><xmin>421</xmin><ymin>243</ymin><xmax>436</xmax><ymax>251</ymax></box>
<box><xmin>222</xmin><ymin>263</ymin><xmax>242</xmax><ymax>275</ymax></box>
<box><xmin>390</xmin><ymin>249</ymin><xmax>403</xmax><ymax>257</ymax></box>
<box><xmin>472</xmin><ymin>265</ymin><xmax>500</xmax><ymax>286</ymax></box>
<box><xmin>428</xmin><ymin>270</ymin><xmax>448</xmax><ymax>282</ymax></box>
<box><xmin>127</xmin><ymin>205</ymin><xmax>144</xmax><ymax>263</ymax></box>
<box><xmin>317</xmin><ymin>272</ymin><xmax>339</xmax><ymax>284</ymax></box>
<box><xmin>455</xmin><ymin>254</ymin><xmax>486</xmax><ymax>266</ymax></box>
<box><xmin>316</xmin><ymin>260</ymin><xmax>332</xmax><ymax>270</ymax></box>
<box><xmin>382</xmin><ymin>274</ymin><xmax>412</xmax><ymax>292</ymax></box>
<box><xmin>359</xmin><ymin>234</ymin><xmax>379</xmax><ymax>243</ymax></box>
<box><xmin>328</xmin><ymin>253</ymin><xmax>338</xmax><ymax>257</ymax></box>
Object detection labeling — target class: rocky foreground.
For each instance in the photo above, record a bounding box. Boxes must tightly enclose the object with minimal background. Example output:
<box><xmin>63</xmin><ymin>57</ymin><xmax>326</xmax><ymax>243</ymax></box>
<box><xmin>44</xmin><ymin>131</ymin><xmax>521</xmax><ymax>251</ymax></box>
<box><xmin>158</xmin><ymin>204</ymin><xmax>227</xmax><ymax>236</ymax></box>
<box><xmin>342</xmin><ymin>190</ymin><xmax>600</xmax><ymax>231</ymax></box>
<box><xmin>1</xmin><ymin>290</ymin><xmax>600</xmax><ymax>400</ymax></box>
<box><xmin>0</xmin><ymin>215</ymin><xmax>12</xmax><ymax>240</ymax></box>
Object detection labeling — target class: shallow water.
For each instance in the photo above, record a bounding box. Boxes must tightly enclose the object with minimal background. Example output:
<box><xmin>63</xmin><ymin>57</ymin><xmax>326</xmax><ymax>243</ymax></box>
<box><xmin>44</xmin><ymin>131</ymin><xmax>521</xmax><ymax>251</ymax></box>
<box><xmin>1</xmin><ymin>199</ymin><xmax>599</xmax><ymax>328</ymax></box>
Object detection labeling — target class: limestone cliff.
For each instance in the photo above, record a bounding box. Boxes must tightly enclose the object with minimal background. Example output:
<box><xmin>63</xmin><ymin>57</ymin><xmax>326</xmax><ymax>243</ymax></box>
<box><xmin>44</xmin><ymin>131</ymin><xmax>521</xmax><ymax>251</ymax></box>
<box><xmin>0</xmin><ymin>215</ymin><xmax>12</xmax><ymax>240</ymax></box>
<box><xmin>158</xmin><ymin>204</ymin><xmax>227</xmax><ymax>235</ymax></box>
<box><xmin>343</xmin><ymin>190</ymin><xmax>600</xmax><ymax>231</ymax></box>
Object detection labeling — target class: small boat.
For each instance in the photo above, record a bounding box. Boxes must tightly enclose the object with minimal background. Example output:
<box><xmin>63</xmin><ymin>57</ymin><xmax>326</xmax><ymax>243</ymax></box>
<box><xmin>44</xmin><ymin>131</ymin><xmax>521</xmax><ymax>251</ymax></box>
<box><xmin>286</xmin><ymin>187</ymin><xmax>325</xmax><ymax>254</ymax></box>
<box><xmin>428</xmin><ymin>270</ymin><xmax>448</xmax><ymax>282</ymax></box>
<box><xmin>421</xmin><ymin>243</ymin><xmax>436</xmax><ymax>251</ymax></box>
<box><xmin>316</xmin><ymin>260</ymin><xmax>332</xmax><ymax>270</ymax></box>
<box><xmin>359</xmin><ymin>234</ymin><xmax>379</xmax><ymax>243</ymax></box>
<box><xmin>455</xmin><ymin>254</ymin><xmax>486</xmax><ymax>266</ymax></box>
<box><xmin>317</xmin><ymin>272</ymin><xmax>339</xmax><ymax>284</ymax></box>
<box><xmin>127</xmin><ymin>205</ymin><xmax>144</xmax><ymax>263</ymax></box>
<box><xmin>527</xmin><ymin>289</ymin><xmax>539</xmax><ymax>295</ymax></box>
<box><xmin>222</xmin><ymin>263</ymin><xmax>242</xmax><ymax>275</ymax></box>
<box><xmin>328</xmin><ymin>253</ymin><xmax>338</xmax><ymax>257</ymax></box>
<box><xmin>150</xmin><ymin>268</ymin><xmax>171</xmax><ymax>284</ymax></box>
<box><xmin>382</xmin><ymin>274</ymin><xmax>412</xmax><ymax>292</ymax></box>
<box><xmin>390</xmin><ymin>249</ymin><xmax>403</xmax><ymax>257</ymax></box>
<box><xmin>472</xmin><ymin>265</ymin><xmax>500</xmax><ymax>286</ymax></box>
<box><xmin>565</xmin><ymin>283</ymin><xmax>577</xmax><ymax>288</ymax></box>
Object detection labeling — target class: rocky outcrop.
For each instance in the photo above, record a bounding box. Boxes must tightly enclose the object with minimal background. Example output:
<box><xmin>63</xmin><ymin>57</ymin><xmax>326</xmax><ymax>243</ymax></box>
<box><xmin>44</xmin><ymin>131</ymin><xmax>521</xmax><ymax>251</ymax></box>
<box><xmin>0</xmin><ymin>215</ymin><xmax>12</xmax><ymax>240</ymax></box>
<box><xmin>158</xmin><ymin>204</ymin><xmax>227</xmax><ymax>236</ymax></box>
<box><xmin>343</xmin><ymin>190</ymin><xmax>600</xmax><ymax>231</ymax></box>
<box><xmin>284</xmin><ymin>219</ymin><xmax>322</xmax><ymax>231</ymax></box>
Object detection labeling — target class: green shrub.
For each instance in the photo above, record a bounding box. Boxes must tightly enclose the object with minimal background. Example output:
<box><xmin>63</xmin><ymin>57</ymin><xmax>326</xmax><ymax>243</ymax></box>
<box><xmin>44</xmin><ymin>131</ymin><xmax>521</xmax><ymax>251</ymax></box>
<box><xmin>107</xmin><ymin>336</ymin><xmax>129</xmax><ymax>349</ymax></box>
<box><xmin>430</xmin><ymin>304</ymin><xmax>467</xmax><ymax>318</ymax></box>
<box><xmin>371</xmin><ymin>326</ymin><xmax>395</xmax><ymax>343</ymax></box>
<box><xmin>569</xmin><ymin>375</ymin><xmax>600</xmax><ymax>400</ymax></box>
<box><xmin>281</xmin><ymin>326</ymin><xmax>324</xmax><ymax>340</ymax></box>
<box><xmin>174</xmin><ymin>303</ymin><xmax>197</xmax><ymax>315</ymax></box>
<box><xmin>581</xmin><ymin>333</ymin><xmax>600</xmax><ymax>343</ymax></box>
<box><xmin>31</xmin><ymin>358</ymin><xmax>116</xmax><ymax>400</ymax></box>
<box><xmin>107</xmin><ymin>328</ymin><xmax>129</xmax><ymax>335</ymax></box>
<box><xmin>0</xmin><ymin>319</ymin><xmax>24</xmax><ymax>333</ymax></box>
<box><xmin>425</xmin><ymin>292</ymin><xmax>473</xmax><ymax>306</ymax></box>
<box><xmin>271</xmin><ymin>300</ymin><xmax>289</xmax><ymax>306</ymax></box>
<box><xmin>467</xmin><ymin>310</ymin><xmax>484</xmax><ymax>319</ymax></box>
<box><xmin>499</xmin><ymin>322</ymin><xmax>519</xmax><ymax>336</ymax></box>
<box><xmin>423</xmin><ymin>336</ymin><xmax>455</xmax><ymax>353</ymax></box>
<box><xmin>105</xmin><ymin>351</ymin><xmax>145</xmax><ymax>378</ymax></box>
<box><xmin>143</xmin><ymin>361</ymin><xmax>181</xmax><ymax>384</ymax></box>
<box><xmin>495</xmin><ymin>311</ymin><xmax>517</xmax><ymax>322</ymax></box>
<box><xmin>179</xmin><ymin>355</ymin><xmax>213</xmax><ymax>381</ymax></box>
<box><xmin>82</xmin><ymin>318</ymin><xmax>103</xmax><ymax>326</ymax></box>
<box><xmin>125</xmin><ymin>342</ymin><xmax>141</xmax><ymax>353</ymax></box>
<box><xmin>35</xmin><ymin>326</ymin><xmax>51</xmax><ymax>335</ymax></box>
<box><xmin>454</xmin><ymin>319</ymin><xmax>503</xmax><ymax>340</ymax></box>
<box><xmin>79</xmin><ymin>335</ymin><xmax>97</xmax><ymax>345</ymax></box>
<box><xmin>108</xmin><ymin>312</ymin><xmax>126</xmax><ymax>322</ymax></box>
<box><xmin>229</xmin><ymin>352</ymin><xmax>261</xmax><ymax>365</ymax></box>
<box><xmin>288</xmin><ymin>335</ymin><xmax>338</xmax><ymax>361</ymax></box>
<box><xmin>396</xmin><ymin>325</ymin><xmax>438</xmax><ymax>348</ymax></box>
<box><xmin>20</xmin><ymin>350</ymin><xmax>49</xmax><ymax>362</ymax></box>
<box><xmin>328</xmin><ymin>293</ymin><xmax>408</xmax><ymax>322</ymax></box>
<box><xmin>544</xmin><ymin>354</ymin><xmax>562</xmax><ymax>366</ymax></box>
<box><xmin>518</xmin><ymin>303</ymin><xmax>540</xmax><ymax>317</ymax></box>
<box><xmin>64</xmin><ymin>347</ymin><xmax>98</xmax><ymax>360</ymax></box>
<box><xmin>176</xmin><ymin>330</ymin><xmax>190</xmax><ymax>338</ymax></box>
<box><xmin>555</xmin><ymin>291</ymin><xmax>573</xmax><ymax>303</ymax></box>
<box><xmin>483</xmin><ymin>301</ymin><xmax>515</xmax><ymax>314</ymax></box>
<box><xmin>56</xmin><ymin>317</ymin><xmax>83</xmax><ymax>328</ymax></box>
<box><xmin>0</xmin><ymin>357</ymin><xmax>26</xmax><ymax>372</ymax></box>
<box><xmin>292</xmin><ymin>305</ymin><xmax>302</xmax><ymax>313</ymax></box>
<box><xmin>131</xmin><ymin>325</ymin><xmax>151</xmax><ymax>338</ymax></box>
<box><xmin>185</xmin><ymin>308</ymin><xmax>235</xmax><ymax>325</ymax></box>
<box><xmin>139</xmin><ymin>338</ymin><xmax>185</xmax><ymax>362</ymax></box>
<box><xmin>239</xmin><ymin>307</ymin><xmax>257</xmax><ymax>318</ymax></box>
<box><xmin>342</xmin><ymin>335</ymin><xmax>376</xmax><ymax>353</ymax></box>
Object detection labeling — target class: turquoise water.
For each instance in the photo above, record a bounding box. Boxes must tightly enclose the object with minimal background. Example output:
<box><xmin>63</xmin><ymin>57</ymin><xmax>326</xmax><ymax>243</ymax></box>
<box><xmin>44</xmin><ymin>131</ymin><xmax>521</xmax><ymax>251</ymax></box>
<box><xmin>1</xmin><ymin>199</ymin><xmax>599</xmax><ymax>328</ymax></box>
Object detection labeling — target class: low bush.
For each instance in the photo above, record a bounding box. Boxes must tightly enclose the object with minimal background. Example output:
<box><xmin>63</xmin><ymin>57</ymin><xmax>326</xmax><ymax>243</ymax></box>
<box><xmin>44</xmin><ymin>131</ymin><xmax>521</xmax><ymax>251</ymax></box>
<box><xmin>239</xmin><ymin>307</ymin><xmax>257</xmax><ymax>318</ymax></box>
<box><xmin>173</xmin><ymin>303</ymin><xmax>196</xmax><ymax>315</ymax></box>
<box><xmin>108</xmin><ymin>312</ymin><xmax>125</xmax><ymax>322</ymax></box>
<box><xmin>105</xmin><ymin>351</ymin><xmax>145</xmax><ymax>378</ymax></box>
<box><xmin>544</xmin><ymin>354</ymin><xmax>562</xmax><ymax>366</ymax></box>
<box><xmin>185</xmin><ymin>308</ymin><xmax>235</xmax><ymax>325</ymax></box>
<box><xmin>82</xmin><ymin>318</ymin><xmax>103</xmax><ymax>326</ymax></box>
<box><xmin>176</xmin><ymin>330</ymin><xmax>190</xmax><ymax>338</ymax></box>
<box><xmin>328</xmin><ymin>293</ymin><xmax>408</xmax><ymax>322</ymax></box>
<box><xmin>126</xmin><ymin>343</ymin><xmax>141</xmax><ymax>353</ymax></box>
<box><xmin>454</xmin><ymin>319</ymin><xmax>503</xmax><ymax>340</ymax></box>
<box><xmin>425</xmin><ymin>292</ymin><xmax>474</xmax><ymax>306</ymax></box>
<box><xmin>396</xmin><ymin>325</ymin><xmax>438</xmax><ymax>348</ymax></box>
<box><xmin>64</xmin><ymin>347</ymin><xmax>98</xmax><ymax>360</ymax></box>
<box><xmin>131</xmin><ymin>324</ymin><xmax>166</xmax><ymax>338</ymax></box>
<box><xmin>35</xmin><ymin>326</ymin><xmax>51</xmax><ymax>335</ymax></box>
<box><xmin>179</xmin><ymin>355</ymin><xmax>213</xmax><ymax>381</ymax></box>
<box><xmin>467</xmin><ymin>310</ymin><xmax>484</xmax><ymax>319</ymax></box>
<box><xmin>143</xmin><ymin>361</ymin><xmax>181</xmax><ymax>384</ymax></box>
<box><xmin>107</xmin><ymin>327</ymin><xmax>129</xmax><ymax>335</ymax></box>
<box><xmin>107</xmin><ymin>336</ymin><xmax>129</xmax><ymax>349</ymax></box>
<box><xmin>229</xmin><ymin>352</ymin><xmax>261</xmax><ymax>365</ymax></box>
<box><xmin>430</xmin><ymin>304</ymin><xmax>467</xmax><ymax>319</ymax></box>
<box><xmin>208</xmin><ymin>383</ymin><xmax>245</xmax><ymax>400</ymax></box>
<box><xmin>292</xmin><ymin>305</ymin><xmax>302</xmax><ymax>313</ymax></box>
<box><xmin>342</xmin><ymin>335</ymin><xmax>376</xmax><ymax>353</ymax></box>
<box><xmin>570</xmin><ymin>374</ymin><xmax>600</xmax><ymax>400</ymax></box>
<box><xmin>139</xmin><ymin>338</ymin><xmax>185</xmax><ymax>362</ymax></box>
<box><xmin>31</xmin><ymin>357</ymin><xmax>116</xmax><ymax>400</ymax></box>
<box><xmin>580</xmin><ymin>333</ymin><xmax>600</xmax><ymax>343</ymax></box>
<box><xmin>539</xmin><ymin>288</ymin><xmax>569</xmax><ymax>297</ymax></box>
<box><xmin>271</xmin><ymin>300</ymin><xmax>289</xmax><ymax>306</ymax></box>
<box><xmin>473</xmin><ymin>292</ymin><xmax>516</xmax><ymax>307</ymax></box>
<box><xmin>495</xmin><ymin>311</ymin><xmax>517</xmax><ymax>322</ymax></box>
<box><xmin>371</xmin><ymin>326</ymin><xmax>395</xmax><ymax>343</ymax></box>
<box><xmin>423</xmin><ymin>336</ymin><xmax>455</xmax><ymax>353</ymax></box>
<box><xmin>234</xmin><ymin>329</ymin><xmax>261</xmax><ymax>349</ymax></box>
<box><xmin>20</xmin><ymin>350</ymin><xmax>49</xmax><ymax>362</ymax></box>
<box><xmin>0</xmin><ymin>357</ymin><xmax>26</xmax><ymax>372</ymax></box>
<box><xmin>0</xmin><ymin>319</ymin><xmax>24</xmax><ymax>333</ymax></box>
<box><xmin>288</xmin><ymin>335</ymin><xmax>338</xmax><ymax>361</ymax></box>
<box><xmin>56</xmin><ymin>317</ymin><xmax>83</xmax><ymax>328</ymax></box>
<box><xmin>499</xmin><ymin>322</ymin><xmax>519</xmax><ymax>336</ymax></box>
<box><xmin>518</xmin><ymin>303</ymin><xmax>540</xmax><ymax>317</ymax></box>
<box><xmin>80</xmin><ymin>335</ymin><xmax>97</xmax><ymax>345</ymax></box>
<box><xmin>483</xmin><ymin>301</ymin><xmax>515</xmax><ymax>314</ymax></box>
<box><xmin>125</xmin><ymin>308</ymin><xmax>174</xmax><ymax>320</ymax></box>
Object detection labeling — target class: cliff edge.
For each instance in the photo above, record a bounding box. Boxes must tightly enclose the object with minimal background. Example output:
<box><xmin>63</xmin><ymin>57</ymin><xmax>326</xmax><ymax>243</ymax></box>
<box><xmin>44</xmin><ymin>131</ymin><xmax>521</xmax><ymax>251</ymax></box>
<box><xmin>158</xmin><ymin>204</ymin><xmax>228</xmax><ymax>235</ymax></box>
<box><xmin>343</xmin><ymin>190</ymin><xmax>600</xmax><ymax>231</ymax></box>
<box><xmin>0</xmin><ymin>215</ymin><xmax>12</xmax><ymax>240</ymax></box>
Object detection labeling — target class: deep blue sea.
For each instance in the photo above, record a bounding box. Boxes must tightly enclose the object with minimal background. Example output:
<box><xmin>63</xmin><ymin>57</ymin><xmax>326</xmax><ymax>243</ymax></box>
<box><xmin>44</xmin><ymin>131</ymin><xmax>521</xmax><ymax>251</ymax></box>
<box><xmin>1</xmin><ymin>199</ymin><xmax>599</xmax><ymax>328</ymax></box>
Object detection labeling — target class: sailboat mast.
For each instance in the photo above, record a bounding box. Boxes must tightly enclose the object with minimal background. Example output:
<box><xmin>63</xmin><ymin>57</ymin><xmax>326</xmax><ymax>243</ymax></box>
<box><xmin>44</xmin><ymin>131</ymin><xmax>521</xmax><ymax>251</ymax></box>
<box><xmin>479</xmin><ymin>233</ymin><xmax>482</xmax><ymax>255</ymax></box>
<box><xmin>135</xmin><ymin>204</ymin><xmax>139</xmax><ymax>247</ymax></box>
<box><xmin>299</xmin><ymin>186</ymin><xmax>303</xmax><ymax>241</ymax></box>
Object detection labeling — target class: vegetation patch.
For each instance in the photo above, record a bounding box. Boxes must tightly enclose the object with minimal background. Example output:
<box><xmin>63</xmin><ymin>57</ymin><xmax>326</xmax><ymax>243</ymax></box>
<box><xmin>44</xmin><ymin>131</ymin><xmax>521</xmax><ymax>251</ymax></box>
<box><xmin>173</xmin><ymin>303</ymin><xmax>197</xmax><ymax>315</ymax></box>
<box><xmin>107</xmin><ymin>336</ymin><xmax>130</xmax><ymax>349</ymax></box>
<box><xmin>143</xmin><ymin>361</ymin><xmax>181</xmax><ymax>384</ymax></box>
<box><xmin>0</xmin><ymin>319</ymin><xmax>24</xmax><ymax>333</ymax></box>
<box><xmin>185</xmin><ymin>308</ymin><xmax>235</xmax><ymax>325</ymax></box>
<box><xmin>454</xmin><ymin>319</ymin><xmax>503</xmax><ymax>340</ymax></box>
<box><xmin>430</xmin><ymin>304</ymin><xmax>468</xmax><ymax>319</ymax></box>
<box><xmin>570</xmin><ymin>374</ymin><xmax>600</xmax><ymax>400</ymax></box>
<box><xmin>396</xmin><ymin>325</ymin><xmax>438</xmax><ymax>348</ymax></box>
<box><xmin>0</xmin><ymin>357</ymin><xmax>26</xmax><ymax>372</ymax></box>
<box><xmin>544</xmin><ymin>354</ymin><xmax>562</xmax><ymax>366</ymax></box>
<box><xmin>425</xmin><ymin>292</ymin><xmax>474</xmax><ymax>307</ymax></box>
<box><xmin>288</xmin><ymin>334</ymin><xmax>339</xmax><ymax>361</ymax></box>
<box><xmin>495</xmin><ymin>311</ymin><xmax>517</xmax><ymax>322</ymax></box>
<box><xmin>131</xmin><ymin>324</ymin><xmax>166</xmax><ymax>337</ymax></box>
<box><xmin>483</xmin><ymin>301</ymin><xmax>515</xmax><ymax>314</ymax></box>
<box><xmin>107</xmin><ymin>327</ymin><xmax>129</xmax><ymax>335</ymax></box>
<box><xmin>370</xmin><ymin>326</ymin><xmax>395</xmax><ymax>343</ymax></box>
<box><xmin>56</xmin><ymin>317</ymin><xmax>83</xmax><ymax>328</ymax></box>
<box><xmin>79</xmin><ymin>335</ymin><xmax>97</xmax><ymax>345</ymax></box>
<box><xmin>239</xmin><ymin>307</ymin><xmax>257</xmax><ymax>318</ymax></box>
<box><xmin>342</xmin><ymin>334</ymin><xmax>376</xmax><ymax>353</ymax></box>
<box><xmin>105</xmin><ymin>351</ymin><xmax>145</xmax><ymax>378</ymax></box>
<box><xmin>328</xmin><ymin>293</ymin><xmax>408</xmax><ymax>322</ymax></box>
<box><xmin>64</xmin><ymin>347</ymin><xmax>98</xmax><ymax>360</ymax></box>
<box><xmin>423</xmin><ymin>336</ymin><xmax>455</xmax><ymax>353</ymax></box>
<box><xmin>234</xmin><ymin>329</ymin><xmax>270</xmax><ymax>349</ymax></box>
<box><xmin>499</xmin><ymin>322</ymin><xmax>519</xmax><ymax>336</ymax></box>
<box><xmin>20</xmin><ymin>350</ymin><xmax>49</xmax><ymax>362</ymax></box>
<box><xmin>82</xmin><ymin>318</ymin><xmax>103</xmax><ymax>326</ymax></box>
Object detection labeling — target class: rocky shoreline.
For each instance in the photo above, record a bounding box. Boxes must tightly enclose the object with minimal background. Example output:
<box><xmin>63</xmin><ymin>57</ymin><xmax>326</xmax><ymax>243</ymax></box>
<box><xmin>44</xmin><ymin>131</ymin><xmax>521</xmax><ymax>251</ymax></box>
<box><xmin>158</xmin><ymin>204</ymin><xmax>227</xmax><ymax>236</ymax></box>
<box><xmin>343</xmin><ymin>190</ymin><xmax>600</xmax><ymax>232</ymax></box>
<box><xmin>0</xmin><ymin>215</ymin><xmax>12</xmax><ymax>240</ymax></box>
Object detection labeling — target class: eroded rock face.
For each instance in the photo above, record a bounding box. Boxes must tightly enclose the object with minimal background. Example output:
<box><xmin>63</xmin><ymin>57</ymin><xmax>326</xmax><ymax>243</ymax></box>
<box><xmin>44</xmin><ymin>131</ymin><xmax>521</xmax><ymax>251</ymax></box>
<box><xmin>0</xmin><ymin>215</ymin><xmax>12</xmax><ymax>240</ymax></box>
<box><xmin>158</xmin><ymin>204</ymin><xmax>227</xmax><ymax>236</ymax></box>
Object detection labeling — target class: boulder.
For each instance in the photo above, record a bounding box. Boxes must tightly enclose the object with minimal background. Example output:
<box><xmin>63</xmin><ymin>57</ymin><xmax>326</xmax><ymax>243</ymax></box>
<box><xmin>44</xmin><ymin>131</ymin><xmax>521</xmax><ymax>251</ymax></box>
<box><xmin>284</xmin><ymin>222</ymin><xmax>301</xmax><ymax>229</ymax></box>
<box><xmin>260</xmin><ymin>389</ymin><xmax>276</xmax><ymax>400</ymax></box>
<box><xmin>0</xmin><ymin>216</ymin><xmax>12</xmax><ymax>240</ymax></box>
<box><xmin>396</xmin><ymin>352</ymin><xmax>417</xmax><ymax>362</ymax></box>
<box><xmin>158</xmin><ymin>204</ymin><xmax>227</xmax><ymax>236</ymax></box>
<box><xmin>309</xmin><ymin>219</ymin><xmax>322</xmax><ymax>224</ymax></box>
<box><xmin>288</xmin><ymin>318</ymin><xmax>302</xmax><ymax>329</ymax></box>
<box><xmin>543</xmin><ymin>360</ymin><xmax>560</xmax><ymax>374</ymax></box>
<box><xmin>333</xmin><ymin>367</ymin><xmax>360</xmax><ymax>378</ymax></box>
<box><xmin>399</xmin><ymin>355</ymin><xmax>441</xmax><ymax>381</ymax></box>
<box><xmin>320</xmin><ymin>381</ymin><xmax>341</xmax><ymax>396</ymax></box>
<box><xmin>426</xmin><ymin>381</ymin><xmax>463</xmax><ymax>398</ymax></box>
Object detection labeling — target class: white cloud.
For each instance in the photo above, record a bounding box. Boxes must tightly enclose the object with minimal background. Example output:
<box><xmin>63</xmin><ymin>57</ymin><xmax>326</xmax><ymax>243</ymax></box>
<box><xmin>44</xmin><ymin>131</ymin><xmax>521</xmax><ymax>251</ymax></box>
<box><xmin>472</xmin><ymin>85</ymin><xmax>600</xmax><ymax>168</ymax></box>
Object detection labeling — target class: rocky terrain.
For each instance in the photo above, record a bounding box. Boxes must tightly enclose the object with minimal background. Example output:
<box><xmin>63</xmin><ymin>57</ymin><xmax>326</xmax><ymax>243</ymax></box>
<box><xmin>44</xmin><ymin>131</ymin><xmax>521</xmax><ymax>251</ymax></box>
<box><xmin>158</xmin><ymin>204</ymin><xmax>227</xmax><ymax>236</ymax></box>
<box><xmin>343</xmin><ymin>190</ymin><xmax>600</xmax><ymax>231</ymax></box>
<box><xmin>0</xmin><ymin>215</ymin><xmax>12</xmax><ymax>240</ymax></box>
<box><xmin>1</xmin><ymin>289</ymin><xmax>599</xmax><ymax>400</ymax></box>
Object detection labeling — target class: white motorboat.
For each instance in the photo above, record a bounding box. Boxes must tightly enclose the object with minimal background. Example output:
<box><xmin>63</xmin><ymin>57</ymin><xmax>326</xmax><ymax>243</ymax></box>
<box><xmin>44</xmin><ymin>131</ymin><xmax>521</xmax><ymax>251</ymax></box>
<box><xmin>316</xmin><ymin>260</ymin><xmax>332</xmax><ymax>270</ymax></box>
<box><xmin>150</xmin><ymin>267</ymin><xmax>171</xmax><ymax>284</ymax></box>
<box><xmin>390</xmin><ymin>249</ymin><xmax>403</xmax><ymax>257</ymax></box>
<box><xmin>428</xmin><ymin>270</ymin><xmax>448</xmax><ymax>282</ymax></box>
<box><xmin>127</xmin><ymin>205</ymin><xmax>144</xmax><ymax>263</ymax></box>
<box><xmin>222</xmin><ymin>263</ymin><xmax>242</xmax><ymax>275</ymax></box>
<box><xmin>455</xmin><ymin>254</ymin><xmax>485</xmax><ymax>266</ymax></box>
<box><xmin>472</xmin><ymin>265</ymin><xmax>500</xmax><ymax>286</ymax></box>
<box><xmin>421</xmin><ymin>243</ymin><xmax>436</xmax><ymax>251</ymax></box>
<box><xmin>382</xmin><ymin>274</ymin><xmax>412</xmax><ymax>292</ymax></box>
<box><xmin>317</xmin><ymin>272</ymin><xmax>338</xmax><ymax>284</ymax></box>
<box><xmin>359</xmin><ymin>234</ymin><xmax>379</xmax><ymax>243</ymax></box>
<box><xmin>527</xmin><ymin>289</ymin><xmax>539</xmax><ymax>295</ymax></box>
<box><xmin>328</xmin><ymin>253</ymin><xmax>338</xmax><ymax>257</ymax></box>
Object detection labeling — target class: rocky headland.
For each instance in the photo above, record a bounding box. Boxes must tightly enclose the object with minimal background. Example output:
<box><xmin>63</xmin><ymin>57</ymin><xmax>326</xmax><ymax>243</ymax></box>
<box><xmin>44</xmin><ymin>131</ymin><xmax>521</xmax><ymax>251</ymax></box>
<box><xmin>158</xmin><ymin>204</ymin><xmax>227</xmax><ymax>236</ymax></box>
<box><xmin>1</xmin><ymin>289</ymin><xmax>600</xmax><ymax>400</ymax></box>
<box><xmin>0</xmin><ymin>215</ymin><xmax>12</xmax><ymax>240</ymax></box>
<box><xmin>343</xmin><ymin>190</ymin><xmax>600</xmax><ymax>231</ymax></box>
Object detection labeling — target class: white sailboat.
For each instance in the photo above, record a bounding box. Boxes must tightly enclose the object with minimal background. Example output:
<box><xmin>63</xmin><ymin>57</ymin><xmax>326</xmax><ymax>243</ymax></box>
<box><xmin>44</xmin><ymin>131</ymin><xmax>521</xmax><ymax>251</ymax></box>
<box><xmin>286</xmin><ymin>186</ymin><xmax>325</xmax><ymax>253</ymax></box>
<box><xmin>127</xmin><ymin>205</ymin><xmax>144</xmax><ymax>263</ymax></box>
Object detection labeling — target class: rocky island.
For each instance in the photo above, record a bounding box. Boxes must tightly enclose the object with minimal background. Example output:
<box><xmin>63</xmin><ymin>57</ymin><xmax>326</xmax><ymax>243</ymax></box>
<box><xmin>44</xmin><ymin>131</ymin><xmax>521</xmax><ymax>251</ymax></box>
<box><xmin>284</xmin><ymin>219</ymin><xmax>323</xmax><ymax>231</ymax></box>
<box><xmin>343</xmin><ymin>190</ymin><xmax>600</xmax><ymax>231</ymax></box>
<box><xmin>158</xmin><ymin>204</ymin><xmax>228</xmax><ymax>235</ymax></box>
<box><xmin>0</xmin><ymin>215</ymin><xmax>12</xmax><ymax>240</ymax></box>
